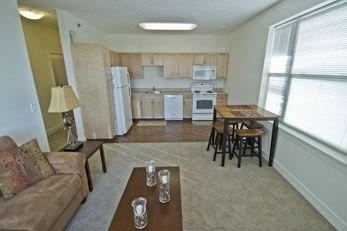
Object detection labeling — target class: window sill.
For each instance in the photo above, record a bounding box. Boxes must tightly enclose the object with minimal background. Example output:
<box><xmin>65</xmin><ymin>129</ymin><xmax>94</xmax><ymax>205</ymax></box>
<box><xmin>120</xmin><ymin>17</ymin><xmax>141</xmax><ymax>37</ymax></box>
<box><xmin>265</xmin><ymin>121</ymin><xmax>347</xmax><ymax>166</ymax></box>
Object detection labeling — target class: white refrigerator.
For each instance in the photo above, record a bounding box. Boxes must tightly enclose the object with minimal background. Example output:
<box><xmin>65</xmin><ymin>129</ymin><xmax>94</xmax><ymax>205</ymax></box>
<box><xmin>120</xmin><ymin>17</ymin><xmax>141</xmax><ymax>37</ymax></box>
<box><xmin>111</xmin><ymin>67</ymin><xmax>133</xmax><ymax>135</ymax></box>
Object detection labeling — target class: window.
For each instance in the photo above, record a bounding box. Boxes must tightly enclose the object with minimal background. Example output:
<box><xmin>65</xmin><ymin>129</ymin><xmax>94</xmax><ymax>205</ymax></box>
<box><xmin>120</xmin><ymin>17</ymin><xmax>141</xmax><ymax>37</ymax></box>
<box><xmin>264</xmin><ymin>1</ymin><xmax>347</xmax><ymax>153</ymax></box>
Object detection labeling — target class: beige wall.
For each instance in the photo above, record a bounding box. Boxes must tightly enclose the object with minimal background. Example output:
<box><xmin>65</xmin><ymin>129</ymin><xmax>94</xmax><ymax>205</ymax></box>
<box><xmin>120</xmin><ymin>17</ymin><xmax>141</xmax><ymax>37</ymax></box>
<box><xmin>21</xmin><ymin>19</ymin><xmax>64</xmax><ymax>135</ymax></box>
<box><xmin>0</xmin><ymin>0</ymin><xmax>49</xmax><ymax>151</ymax></box>
<box><xmin>223</xmin><ymin>0</ymin><xmax>347</xmax><ymax>229</ymax></box>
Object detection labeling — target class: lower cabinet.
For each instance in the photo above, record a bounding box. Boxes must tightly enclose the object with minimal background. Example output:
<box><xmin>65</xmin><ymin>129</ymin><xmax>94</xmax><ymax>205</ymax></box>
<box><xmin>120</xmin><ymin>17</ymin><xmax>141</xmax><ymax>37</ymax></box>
<box><xmin>217</xmin><ymin>94</ymin><xmax>228</xmax><ymax>105</ymax></box>
<box><xmin>153</xmin><ymin>99</ymin><xmax>164</xmax><ymax>118</ymax></box>
<box><xmin>131</xmin><ymin>96</ymin><xmax>164</xmax><ymax>119</ymax></box>
<box><xmin>183</xmin><ymin>97</ymin><xmax>192</xmax><ymax>118</ymax></box>
<box><xmin>141</xmin><ymin>99</ymin><xmax>154</xmax><ymax>119</ymax></box>
<box><xmin>131</xmin><ymin>98</ymin><xmax>141</xmax><ymax>119</ymax></box>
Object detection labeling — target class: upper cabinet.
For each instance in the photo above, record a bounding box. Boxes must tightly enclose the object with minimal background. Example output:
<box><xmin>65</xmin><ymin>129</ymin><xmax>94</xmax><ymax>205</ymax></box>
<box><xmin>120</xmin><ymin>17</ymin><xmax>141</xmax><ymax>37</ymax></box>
<box><xmin>217</xmin><ymin>53</ymin><xmax>229</xmax><ymax>79</ymax></box>
<box><xmin>114</xmin><ymin>52</ymin><xmax>229</xmax><ymax>79</ymax></box>
<box><xmin>142</xmin><ymin>53</ymin><xmax>163</xmax><ymax>66</ymax></box>
<box><xmin>192</xmin><ymin>53</ymin><xmax>218</xmax><ymax>66</ymax></box>
<box><xmin>119</xmin><ymin>53</ymin><xmax>144</xmax><ymax>79</ymax></box>
<box><xmin>163</xmin><ymin>53</ymin><xmax>178</xmax><ymax>79</ymax></box>
<box><xmin>205</xmin><ymin>53</ymin><xmax>218</xmax><ymax>66</ymax></box>
<box><xmin>130</xmin><ymin>53</ymin><xmax>144</xmax><ymax>79</ymax></box>
<box><xmin>177</xmin><ymin>53</ymin><xmax>192</xmax><ymax>78</ymax></box>
<box><xmin>192</xmin><ymin>53</ymin><xmax>205</xmax><ymax>65</ymax></box>
<box><xmin>110</xmin><ymin>51</ymin><xmax>120</xmax><ymax>66</ymax></box>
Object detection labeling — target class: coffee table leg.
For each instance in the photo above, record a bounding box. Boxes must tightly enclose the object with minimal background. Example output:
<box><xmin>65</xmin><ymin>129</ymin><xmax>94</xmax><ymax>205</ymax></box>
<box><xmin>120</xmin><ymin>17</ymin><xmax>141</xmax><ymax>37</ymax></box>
<box><xmin>85</xmin><ymin>160</ymin><xmax>93</xmax><ymax>191</ymax></box>
<box><xmin>100</xmin><ymin>145</ymin><xmax>107</xmax><ymax>173</ymax></box>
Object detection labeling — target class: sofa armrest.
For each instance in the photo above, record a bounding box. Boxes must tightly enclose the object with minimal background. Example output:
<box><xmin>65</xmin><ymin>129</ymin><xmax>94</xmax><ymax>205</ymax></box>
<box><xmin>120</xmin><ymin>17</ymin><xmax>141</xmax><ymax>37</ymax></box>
<box><xmin>45</xmin><ymin>152</ymin><xmax>86</xmax><ymax>176</ymax></box>
<box><xmin>45</xmin><ymin>151</ymin><xmax>89</xmax><ymax>202</ymax></box>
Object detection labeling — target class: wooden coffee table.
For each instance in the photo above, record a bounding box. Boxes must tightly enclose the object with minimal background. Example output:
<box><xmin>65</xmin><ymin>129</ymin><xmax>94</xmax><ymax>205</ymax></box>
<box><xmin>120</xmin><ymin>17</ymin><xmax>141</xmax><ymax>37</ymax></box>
<box><xmin>109</xmin><ymin>167</ymin><xmax>182</xmax><ymax>231</ymax></box>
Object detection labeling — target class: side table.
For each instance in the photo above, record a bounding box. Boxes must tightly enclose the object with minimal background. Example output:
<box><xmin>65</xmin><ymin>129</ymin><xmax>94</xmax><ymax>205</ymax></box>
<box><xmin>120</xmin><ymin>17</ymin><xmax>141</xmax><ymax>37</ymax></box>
<box><xmin>65</xmin><ymin>140</ymin><xmax>107</xmax><ymax>191</ymax></box>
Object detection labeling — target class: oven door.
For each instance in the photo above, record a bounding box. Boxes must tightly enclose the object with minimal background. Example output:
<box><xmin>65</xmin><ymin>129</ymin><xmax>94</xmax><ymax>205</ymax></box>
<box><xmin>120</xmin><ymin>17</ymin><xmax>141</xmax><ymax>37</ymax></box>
<box><xmin>192</xmin><ymin>95</ymin><xmax>216</xmax><ymax>113</ymax></box>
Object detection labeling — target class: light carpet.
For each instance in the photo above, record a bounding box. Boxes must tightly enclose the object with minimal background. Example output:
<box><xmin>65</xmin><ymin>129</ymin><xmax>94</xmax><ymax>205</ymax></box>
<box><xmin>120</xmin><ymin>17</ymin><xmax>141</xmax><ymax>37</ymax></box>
<box><xmin>66</xmin><ymin>142</ymin><xmax>333</xmax><ymax>231</ymax></box>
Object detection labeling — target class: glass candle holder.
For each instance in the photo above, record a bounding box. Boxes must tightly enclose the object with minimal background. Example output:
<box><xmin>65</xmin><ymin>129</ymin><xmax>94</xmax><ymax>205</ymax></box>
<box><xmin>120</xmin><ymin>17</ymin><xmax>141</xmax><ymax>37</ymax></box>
<box><xmin>145</xmin><ymin>160</ymin><xmax>156</xmax><ymax>187</ymax></box>
<box><xmin>158</xmin><ymin>169</ymin><xmax>170</xmax><ymax>203</ymax></box>
<box><xmin>131</xmin><ymin>197</ymin><xmax>147</xmax><ymax>229</ymax></box>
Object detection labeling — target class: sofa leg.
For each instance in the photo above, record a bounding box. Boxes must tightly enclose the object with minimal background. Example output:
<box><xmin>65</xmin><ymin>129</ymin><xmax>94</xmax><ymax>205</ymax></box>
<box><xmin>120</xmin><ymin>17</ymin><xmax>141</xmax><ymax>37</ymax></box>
<box><xmin>82</xmin><ymin>196</ymin><xmax>88</xmax><ymax>204</ymax></box>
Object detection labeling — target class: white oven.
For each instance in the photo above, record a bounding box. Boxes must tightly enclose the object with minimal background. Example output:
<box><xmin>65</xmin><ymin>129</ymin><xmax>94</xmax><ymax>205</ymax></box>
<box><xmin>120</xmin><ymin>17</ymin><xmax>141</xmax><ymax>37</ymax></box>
<box><xmin>192</xmin><ymin>93</ymin><xmax>217</xmax><ymax>120</ymax></box>
<box><xmin>192</xmin><ymin>65</ymin><xmax>216</xmax><ymax>80</ymax></box>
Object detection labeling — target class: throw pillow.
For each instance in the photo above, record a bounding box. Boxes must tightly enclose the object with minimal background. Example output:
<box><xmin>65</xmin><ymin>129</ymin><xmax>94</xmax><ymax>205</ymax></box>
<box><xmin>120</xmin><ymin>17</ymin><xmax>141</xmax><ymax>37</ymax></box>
<box><xmin>20</xmin><ymin>139</ymin><xmax>55</xmax><ymax>179</ymax></box>
<box><xmin>0</xmin><ymin>148</ymin><xmax>34</xmax><ymax>198</ymax></box>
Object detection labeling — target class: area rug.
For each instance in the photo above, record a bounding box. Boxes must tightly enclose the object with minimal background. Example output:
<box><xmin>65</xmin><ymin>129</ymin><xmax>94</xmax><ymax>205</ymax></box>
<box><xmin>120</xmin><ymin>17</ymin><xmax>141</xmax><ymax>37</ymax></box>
<box><xmin>66</xmin><ymin>142</ymin><xmax>332</xmax><ymax>231</ymax></box>
<box><xmin>137</xmin><ymin>120</ymin><xmax>167</xmax><ymax>127</ymax></box>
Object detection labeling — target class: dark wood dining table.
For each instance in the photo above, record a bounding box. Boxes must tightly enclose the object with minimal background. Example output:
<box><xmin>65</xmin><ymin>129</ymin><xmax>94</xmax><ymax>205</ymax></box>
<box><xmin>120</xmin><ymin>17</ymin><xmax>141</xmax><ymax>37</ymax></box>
<box><xmin>213</xmin><ymin>104</ymin><xmax>280</xmax><ymax>167</ymax></box>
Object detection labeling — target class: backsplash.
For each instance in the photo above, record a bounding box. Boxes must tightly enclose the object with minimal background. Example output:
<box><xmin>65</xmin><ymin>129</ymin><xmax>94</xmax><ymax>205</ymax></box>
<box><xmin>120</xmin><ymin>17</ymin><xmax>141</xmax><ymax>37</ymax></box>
<box><xmin>130</xmin><ymin>66</ymin><xmax>225</xmax><ymax>89</ymax></box>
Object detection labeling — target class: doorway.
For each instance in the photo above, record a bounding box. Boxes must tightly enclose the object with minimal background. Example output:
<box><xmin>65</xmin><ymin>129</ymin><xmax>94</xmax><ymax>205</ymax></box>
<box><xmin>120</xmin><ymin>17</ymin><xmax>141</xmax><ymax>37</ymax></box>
<box><xmin>20</xmin><ymin>10</ymin><xmax>69</xmax><ymax>151</ymax></box>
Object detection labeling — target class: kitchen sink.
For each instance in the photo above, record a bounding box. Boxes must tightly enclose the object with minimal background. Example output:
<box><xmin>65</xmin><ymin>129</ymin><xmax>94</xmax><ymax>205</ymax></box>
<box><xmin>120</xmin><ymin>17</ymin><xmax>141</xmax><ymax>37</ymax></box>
<box><xmin>145</xmin><ymin>90</ymin><xmax>161</xmax><ymax>94</ymax></box>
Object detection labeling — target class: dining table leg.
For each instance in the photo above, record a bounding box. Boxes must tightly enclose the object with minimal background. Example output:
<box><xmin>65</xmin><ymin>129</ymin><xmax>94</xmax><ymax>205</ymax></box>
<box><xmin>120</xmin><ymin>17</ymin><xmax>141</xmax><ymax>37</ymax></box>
<box><xmin>221</xmin><ymin>119</ymin><xmax>228</xmax><ymax>167</ymax></box>
<box><xmin>269</xmin><ymin>118</ymin><xmax>279</xmax><ymax>167</ymax></box>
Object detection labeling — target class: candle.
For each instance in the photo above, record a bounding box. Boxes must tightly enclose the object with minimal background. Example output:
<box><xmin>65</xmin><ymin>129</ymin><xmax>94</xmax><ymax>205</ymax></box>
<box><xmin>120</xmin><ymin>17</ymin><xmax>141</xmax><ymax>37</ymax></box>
<box><xmin>162</xmin><ymin>175</ymin><xmax>168</xmax><ymax>184</ymax></box>
<box><xmin>148</xmin><ymin>165</ymin><xmax>154</xmax><ymax>172</ymax></box>
<box><xmin>136</xmin><ymin>205</ymin><xmax>143</xmax><ymax>214</ymax></box>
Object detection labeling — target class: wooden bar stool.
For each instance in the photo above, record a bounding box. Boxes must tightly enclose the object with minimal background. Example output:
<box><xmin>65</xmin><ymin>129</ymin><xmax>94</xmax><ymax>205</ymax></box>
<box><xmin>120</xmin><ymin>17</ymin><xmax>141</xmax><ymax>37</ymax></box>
<box><xmin>207</xmin><ymin>121</ymin><xmax>237</xmax><ymax>166</ymax></box>
<box><xmin>240</xmin><ymin>120</ymin><xmax>263</xmax><ymax>129</ymax></box>
<box><xmin>231</xmin><ymin>128</ymin><xmax>264</xmax><ymax>168</ymax></box>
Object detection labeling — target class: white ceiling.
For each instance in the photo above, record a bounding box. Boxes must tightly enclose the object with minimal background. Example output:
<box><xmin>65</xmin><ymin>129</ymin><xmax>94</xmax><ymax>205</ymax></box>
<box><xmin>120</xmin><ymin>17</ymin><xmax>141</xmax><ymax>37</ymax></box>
<box><xmin>18</xmin><ymin>0</ymin><xmax>280</xmax><ymax>34</ymax></box>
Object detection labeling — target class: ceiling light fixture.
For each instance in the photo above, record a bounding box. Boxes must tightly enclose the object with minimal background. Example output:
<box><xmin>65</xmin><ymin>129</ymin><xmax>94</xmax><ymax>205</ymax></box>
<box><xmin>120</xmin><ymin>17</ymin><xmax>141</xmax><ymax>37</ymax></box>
<box><xmin>139</xmin><ymin>22</ymin><xmax>197</xmax><ymax>31</ymax></box>
<box><xmin>18</xmin><ymin>7</ymin><xmax>45</xmax><ymax>20</ymax></box>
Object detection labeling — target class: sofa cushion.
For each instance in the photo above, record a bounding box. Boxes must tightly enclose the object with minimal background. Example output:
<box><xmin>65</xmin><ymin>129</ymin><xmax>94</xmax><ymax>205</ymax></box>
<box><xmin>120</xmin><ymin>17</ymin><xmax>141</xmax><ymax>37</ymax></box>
<box><xmin>0</xmin><ymin>148</ymin><xmax>35</xmax><ymax>198</ymax></box>
<box><xmin>20</xmin><ymin>139</ymin><xmax>55</xmax><ymax>179</ymax></box>
<box><xmin>0</xmin><ymin>174</ymin><xmax>82</xmax><ymax>231</ymax></box>
<box><xmin>0</xmin><ymin>136</ymin><xmax>17</xmax><ymax>152</ymax></box>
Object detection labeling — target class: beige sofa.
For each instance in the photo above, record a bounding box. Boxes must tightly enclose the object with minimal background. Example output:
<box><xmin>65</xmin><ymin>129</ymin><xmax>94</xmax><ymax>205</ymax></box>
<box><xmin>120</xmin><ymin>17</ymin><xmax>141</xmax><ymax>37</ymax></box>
<box><xmin>0</xmin><ymin>136</ymin><xmax>88</xmax><ymax>231</ymax></box>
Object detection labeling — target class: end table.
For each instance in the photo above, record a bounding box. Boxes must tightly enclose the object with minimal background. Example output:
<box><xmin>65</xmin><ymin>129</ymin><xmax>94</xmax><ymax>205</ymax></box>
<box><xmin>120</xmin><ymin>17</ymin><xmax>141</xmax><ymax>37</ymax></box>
<box><xmin>65</xmin><ymin>140</ymin><xmax>107</xmax><ymax>191</ymax></box>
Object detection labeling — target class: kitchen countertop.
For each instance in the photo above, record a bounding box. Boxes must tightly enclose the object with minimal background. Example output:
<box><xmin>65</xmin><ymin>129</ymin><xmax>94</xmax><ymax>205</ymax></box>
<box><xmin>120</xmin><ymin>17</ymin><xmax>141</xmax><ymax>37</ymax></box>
<box><xmin>131</xmin><ymin>88</ymin><xmax>227</xmax><ymax>96</ymax></box>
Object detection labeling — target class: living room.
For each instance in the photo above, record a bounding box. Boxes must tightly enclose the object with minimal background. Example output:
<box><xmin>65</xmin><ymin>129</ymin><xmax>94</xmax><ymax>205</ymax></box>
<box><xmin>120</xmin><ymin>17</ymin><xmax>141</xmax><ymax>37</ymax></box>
<box><xmin>0</xmin><ymin>0</ymin><xmax>346</xmax><ymax>230</ymax></box>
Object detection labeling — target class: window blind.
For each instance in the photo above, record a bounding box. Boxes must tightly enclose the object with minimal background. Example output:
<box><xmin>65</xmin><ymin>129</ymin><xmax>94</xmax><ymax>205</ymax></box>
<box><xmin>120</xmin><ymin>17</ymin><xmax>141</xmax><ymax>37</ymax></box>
<box><xmin>292</xmin><ymin>3</ymin><xmax>347</xmax><ymax>76</ymax></box>
<box><xmin>264</xmin><ymin>1</ymin><xmax>347</xmax><ymax>153</ymax></box>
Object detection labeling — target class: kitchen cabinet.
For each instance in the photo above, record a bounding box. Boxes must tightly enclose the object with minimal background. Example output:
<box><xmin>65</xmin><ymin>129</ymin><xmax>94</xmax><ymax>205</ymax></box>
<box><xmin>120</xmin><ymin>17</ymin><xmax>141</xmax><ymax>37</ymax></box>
<box><xmin>217</xmin><ymin>53</ymin><xmax>229</xmax><ymax>79</ymax></box>
<box><xmin>131</xmin><ymin>53</ymin><xmax>144</xmax><ymax>79</ymax></box>
<box><xmin>110</xmin><ymin>51</ymin><xmax>120</xmax><ymax>66</ymax></box>
<box><xmin>141</xmin><ymin>99</ymin><xmax>154</xmax><ymax>119</ymax></box>
<box><xmin>163</xmin><ymin>53</ymin><xmax>178</xmax><ymax>78</ymax></box>
<box><xmin>177</xmin><ymin>53</ymin><xmax>192</xmax><ymax>78</ymax></box>
<box><xmin>119</xmin><ymin>53</ymin><xmax>132</xmax><ymax>72</ymax></box>
<box><xmin>192</xmin><ymin>53</ymin><xmax>205</xmax><ymax>65</ymax></box>
<box><xmin>183</xmin><ymin>96</ymin><xmax>192</xmax><ymax>118</ymax></box>
<box><xmin>153</xmin><ymin>99</ymin><xmax>164</xmax><ymax>118</ymax></box>
<box><xmin>71</xmin><ymin>43</ymin><xmax>116</xmax><ymax>139</ymax></box>
<box><xmin>142</xmin><ymin>53</ymin><xmax>163</xmax><ymax>66</ymax></box>
<box><xmin>205</xmin><ymin>53</ymin><xmax>218</xmax><ymax>66</ymax></box>
<box><xmin>131</xmin><ymin>98</ymin><xmax>141</xmax><ymax>119</ymax></box>
<box><xmin>217</xmin><ymin>93</ymin><xmax>228</xmax><ymax>105</ymax></box>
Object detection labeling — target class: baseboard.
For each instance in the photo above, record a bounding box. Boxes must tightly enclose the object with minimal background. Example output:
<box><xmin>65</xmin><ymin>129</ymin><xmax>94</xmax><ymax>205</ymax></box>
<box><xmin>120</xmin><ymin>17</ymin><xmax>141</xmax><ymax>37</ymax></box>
<box><xmin>46</xmin><ymin>123</ymin><xmax>64</xmax><ymax>136</ymax></box>
<box><xmin>262</xmin><ymin>151</ymin><xmax>347</xmax><ymax>230</ymax></box>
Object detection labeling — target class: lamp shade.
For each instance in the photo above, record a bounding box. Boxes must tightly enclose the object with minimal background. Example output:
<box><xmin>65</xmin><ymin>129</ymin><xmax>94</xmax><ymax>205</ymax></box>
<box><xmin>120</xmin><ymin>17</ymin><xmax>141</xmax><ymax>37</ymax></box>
<box><xmin>48</xmin><ymin>86</ymin><xmax>81</xmax><ymax>113</ymax></box>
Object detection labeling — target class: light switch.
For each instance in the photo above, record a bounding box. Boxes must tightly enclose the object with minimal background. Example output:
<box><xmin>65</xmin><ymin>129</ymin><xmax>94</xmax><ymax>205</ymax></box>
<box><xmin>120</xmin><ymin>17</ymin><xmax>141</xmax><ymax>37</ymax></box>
<box><xmin>30</xmin><ymin>103</ymin><xmax>38</xmax><ymax>112</ymax></box>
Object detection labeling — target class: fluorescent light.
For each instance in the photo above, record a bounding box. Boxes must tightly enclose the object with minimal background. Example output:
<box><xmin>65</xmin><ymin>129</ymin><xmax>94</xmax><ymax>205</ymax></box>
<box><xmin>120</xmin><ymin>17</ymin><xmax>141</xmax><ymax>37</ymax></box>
<box><xmin>139</xmin><ymin>23</ymin><xmax>197</xmax><ymax>31</ymax></box>
<box><xmin>19</xmin><ymin>7</ymin><xmax>44</xmax><ymax>20</ymax></box>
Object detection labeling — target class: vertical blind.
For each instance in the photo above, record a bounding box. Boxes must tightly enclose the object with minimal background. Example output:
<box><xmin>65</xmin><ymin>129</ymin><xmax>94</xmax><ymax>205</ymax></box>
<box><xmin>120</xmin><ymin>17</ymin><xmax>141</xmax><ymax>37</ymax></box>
<box><xmin>265</xmin><ymin>1</ymin><xmax>347</xmax><ymax>153</ymax></box>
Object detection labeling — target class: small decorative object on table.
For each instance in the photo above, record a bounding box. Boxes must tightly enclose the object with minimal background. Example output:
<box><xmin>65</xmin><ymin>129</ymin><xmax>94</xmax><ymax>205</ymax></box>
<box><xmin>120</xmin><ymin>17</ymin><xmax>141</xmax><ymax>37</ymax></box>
<box><xmin>48</xmin><ymin>86</ymin><xmax>83</xmax><ymax>151</ymax></box>
<box><xmin>132</xmin><ymin>197</ymin><xmax>147</xmax><ymax>229</ymax></box>
<box><xmin>145</xmin><ymin>160</ymin><xmax>156</xmax><ymax>187</ymax></box>
<box><xmin>158</xmin><ymin>169</ymin><xmax>170</xmax><ymax>203</ymax></box>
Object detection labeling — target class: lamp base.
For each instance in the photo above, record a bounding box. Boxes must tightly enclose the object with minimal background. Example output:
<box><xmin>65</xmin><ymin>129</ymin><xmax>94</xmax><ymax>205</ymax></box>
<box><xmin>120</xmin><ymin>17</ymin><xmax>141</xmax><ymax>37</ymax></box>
<box><xmin>64</xmin><ymin>141</ymin><xmax>83</xmax><ymax>151</ymax></box>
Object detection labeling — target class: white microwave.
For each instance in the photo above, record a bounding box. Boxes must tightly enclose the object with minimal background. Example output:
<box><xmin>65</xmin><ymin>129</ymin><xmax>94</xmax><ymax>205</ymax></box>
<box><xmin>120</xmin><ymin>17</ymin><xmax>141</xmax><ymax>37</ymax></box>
<box><xmin>192</xmin><ymin>65</ymin><xmax>216</xmax><ymax>80</ymax></box>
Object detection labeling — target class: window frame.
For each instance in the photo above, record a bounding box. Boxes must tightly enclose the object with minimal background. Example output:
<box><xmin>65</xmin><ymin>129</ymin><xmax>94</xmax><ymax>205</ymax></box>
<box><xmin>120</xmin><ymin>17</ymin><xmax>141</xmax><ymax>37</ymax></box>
<box><xmin>259</xmin><ymin>0</ymin><xmax>347</xmax><ymax>156</ymax></box>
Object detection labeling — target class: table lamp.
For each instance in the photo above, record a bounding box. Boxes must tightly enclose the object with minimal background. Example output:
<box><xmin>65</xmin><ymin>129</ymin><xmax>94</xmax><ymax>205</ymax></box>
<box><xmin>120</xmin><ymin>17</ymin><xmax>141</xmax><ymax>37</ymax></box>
<box><xmin>48</xmin><ymin>86</ymin><xmax>83</xmax><ymax>151</ymax></box>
